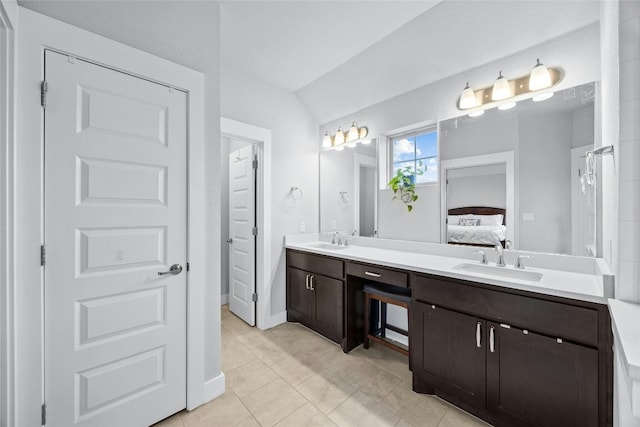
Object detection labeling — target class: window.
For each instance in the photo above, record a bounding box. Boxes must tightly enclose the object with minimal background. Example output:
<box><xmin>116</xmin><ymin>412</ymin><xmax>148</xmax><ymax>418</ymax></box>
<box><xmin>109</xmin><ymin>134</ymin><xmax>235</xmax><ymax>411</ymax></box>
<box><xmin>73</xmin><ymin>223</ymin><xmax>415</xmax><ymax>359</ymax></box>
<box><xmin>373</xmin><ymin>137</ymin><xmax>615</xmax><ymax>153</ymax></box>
<box><xmin>390</xmin><ymin>127</ymin><xmax>438</xmax><ymax>184</ymax></box>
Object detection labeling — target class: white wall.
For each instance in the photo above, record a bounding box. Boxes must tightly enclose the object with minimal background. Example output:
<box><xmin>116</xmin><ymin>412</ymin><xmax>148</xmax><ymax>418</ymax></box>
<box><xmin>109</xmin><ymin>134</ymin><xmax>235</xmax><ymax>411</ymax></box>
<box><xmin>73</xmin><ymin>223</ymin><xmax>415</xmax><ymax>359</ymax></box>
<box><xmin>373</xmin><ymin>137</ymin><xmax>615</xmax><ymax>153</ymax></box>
<box><xmin>518</xmin><ymin>112</ymin><xmax>573</xmax><ymax>254</ymax></box>
<box><xmin>321</xmin><ymin>24</ymin><xmax>600</xmax><ymax>245</ymax></box>
<box><xmin>221</xmin><ymin>64</ymin><xmax>319</xmax><ymax>318</ymax></box>
<box><xmin>447</xmin><ymin>174</ymin><xmax>506</xmax><ymax>210</ymax></box>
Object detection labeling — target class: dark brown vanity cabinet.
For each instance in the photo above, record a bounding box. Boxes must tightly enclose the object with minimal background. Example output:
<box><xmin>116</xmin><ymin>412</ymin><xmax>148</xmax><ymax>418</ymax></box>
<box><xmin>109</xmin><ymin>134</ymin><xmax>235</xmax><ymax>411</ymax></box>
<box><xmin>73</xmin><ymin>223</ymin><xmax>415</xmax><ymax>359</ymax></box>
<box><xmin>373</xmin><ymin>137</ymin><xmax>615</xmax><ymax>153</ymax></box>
<box><xmin>411</xmin><ymin>273</ymin><xmax>612</xmax><ymax>427</ymax></box>
<box><xmin>286</xmin><ymin>250</ymin><xmax>344</xmax><ymax>344</ymax></box>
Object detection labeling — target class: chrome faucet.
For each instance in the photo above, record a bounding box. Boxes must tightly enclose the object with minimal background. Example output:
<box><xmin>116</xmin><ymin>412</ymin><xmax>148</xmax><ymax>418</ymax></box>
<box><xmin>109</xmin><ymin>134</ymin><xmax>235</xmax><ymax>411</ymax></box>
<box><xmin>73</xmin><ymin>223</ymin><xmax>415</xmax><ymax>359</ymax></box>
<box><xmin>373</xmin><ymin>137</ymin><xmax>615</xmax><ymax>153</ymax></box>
<box><xmin>514</xmin><ymin>255</ymin><xmax>531</xmax><ymax>269</ymax></box>
<box><xmin>494</xmin><ymin>244</ymin><xmax>506</xmax><ymax>267</ymax></box>
<box><xmin>337</xmin><ymin>236</ymin><xmax>343</xmax><ymax>246</ymax></box>
<box><xmin>331</xmin><ymin>232</ymin><xmax>338</xmax><ymax>245</ymax></box>
<box><xmin>474</xmin><ymin>250</ymin><xmax>488</xmax><ymax>265</ymax></box>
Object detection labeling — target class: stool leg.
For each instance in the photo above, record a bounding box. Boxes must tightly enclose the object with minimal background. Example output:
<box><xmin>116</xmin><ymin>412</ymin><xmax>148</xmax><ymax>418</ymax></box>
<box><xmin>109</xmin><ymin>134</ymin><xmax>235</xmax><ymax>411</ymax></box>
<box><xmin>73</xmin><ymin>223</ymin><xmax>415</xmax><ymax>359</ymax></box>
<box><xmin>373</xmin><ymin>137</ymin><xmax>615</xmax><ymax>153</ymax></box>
<box><xmin>381</xmin><ymin>301</ymin><xmax>387</xmax><ymax>339</ymax></box>
<box><xmin>364</xmin><ymin>293</ymin><xmax>370</xmax><ymax>349</ymax></box>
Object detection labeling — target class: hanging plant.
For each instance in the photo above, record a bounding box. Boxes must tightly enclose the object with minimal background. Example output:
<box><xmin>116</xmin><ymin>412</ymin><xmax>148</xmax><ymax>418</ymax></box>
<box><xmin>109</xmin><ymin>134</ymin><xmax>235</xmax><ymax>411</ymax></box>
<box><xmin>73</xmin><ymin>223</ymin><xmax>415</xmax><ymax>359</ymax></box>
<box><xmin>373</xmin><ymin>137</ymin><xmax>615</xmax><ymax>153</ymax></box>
<box><xmin>387</xmin><ymin>162</ymin><xmax>425</xmax><ymax>212</ymax></box>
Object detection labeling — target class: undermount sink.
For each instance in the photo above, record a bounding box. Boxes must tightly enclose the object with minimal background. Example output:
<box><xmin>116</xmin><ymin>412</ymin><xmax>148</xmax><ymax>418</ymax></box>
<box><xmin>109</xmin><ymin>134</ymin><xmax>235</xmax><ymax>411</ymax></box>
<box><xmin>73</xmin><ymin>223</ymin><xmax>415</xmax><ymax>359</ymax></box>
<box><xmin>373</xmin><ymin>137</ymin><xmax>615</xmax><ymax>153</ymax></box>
<box><xmin>310</xmin><ymin>243</ymin><xmax>348</xmax><ymax>251</ymax></box>
<box><xmin>453</xmin><ymin>263</ymin><xmax>543</xmax><ymax>282</ymax></box>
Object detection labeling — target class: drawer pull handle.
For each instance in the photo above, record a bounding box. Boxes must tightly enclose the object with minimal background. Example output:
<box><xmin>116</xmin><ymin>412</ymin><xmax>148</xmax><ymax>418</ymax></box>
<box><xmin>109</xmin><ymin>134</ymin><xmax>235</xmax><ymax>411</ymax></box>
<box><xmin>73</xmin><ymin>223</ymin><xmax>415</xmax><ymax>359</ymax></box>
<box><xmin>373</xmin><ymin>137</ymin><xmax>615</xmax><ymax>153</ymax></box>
<box><xmin>476</xmin><ymin>322</ymin><xmax>482</xmax><ymax>348</ymax></box>
<box><xmin>305</xmin><ymin>274</ymin><xmax>310</xmax><ymax>290</ymax></box>
<box><xmin>364</xmin><ymin>271</ymin><xmax>382</xmax><ymax>278</ymax></box>
<box><xmin>489</xmin><ymin>326</ymin><xmax>495</xmax><ymax>353</ymax></box>
<box><xmin>309</xmin><ymin>275</ymin><xmax>315</xmax><ymax>291</ymax></box>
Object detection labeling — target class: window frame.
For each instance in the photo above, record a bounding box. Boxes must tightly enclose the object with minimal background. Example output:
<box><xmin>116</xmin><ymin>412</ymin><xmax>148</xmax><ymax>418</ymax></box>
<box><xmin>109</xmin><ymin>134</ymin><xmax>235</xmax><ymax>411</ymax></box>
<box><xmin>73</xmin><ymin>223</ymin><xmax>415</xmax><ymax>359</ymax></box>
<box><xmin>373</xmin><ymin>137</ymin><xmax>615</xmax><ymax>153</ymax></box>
<box><xmin>388</xmin><ymin>125</ymin><xmax>439</xmax><ymax>186</ymax></box>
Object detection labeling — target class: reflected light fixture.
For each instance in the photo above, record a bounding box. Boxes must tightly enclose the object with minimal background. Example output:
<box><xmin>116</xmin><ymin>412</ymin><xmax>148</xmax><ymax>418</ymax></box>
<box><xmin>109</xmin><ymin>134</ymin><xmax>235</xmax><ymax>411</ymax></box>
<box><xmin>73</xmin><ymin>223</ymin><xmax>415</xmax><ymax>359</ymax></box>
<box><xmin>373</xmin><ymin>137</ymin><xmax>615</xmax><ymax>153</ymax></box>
<box><xmin>529</xmin><ymin>58</ymin><xmax>552</xmax><ymax>91</ymax></box>
<box><xmin>492</xmin><ymin>71</ymin><xmax>512</xmax><ymax>101</ymax></box>
<box><xmin>457</xmin><ymin>59</ymin><xmax>562</xmax><ymax>113</ymax></box>
<box><xmin>322</xmin><ymin>122</ymin><xmax>369</xmax><ymax>150</ymax></box>
<box><xmin>322</xmin><ymin>131</ymin><xmax>332</xmax><ymax>148</ymax></box>
<box><xmin>533</xmin><ymin>92</ymin><xmax>554</xmax><ymax>102</ymax></box>
<box><xmin>468</xmin><ymin>110</ymin><xmax>485</xmax><ymax>118</ymax></box>
<box><xmin>498</xmin><ymin>101</ymin><xmax>517</xmax><ymax>110</ymax></box>
<box><xmin>334</xmin><ymin>127</ymin><xmax>345</xmax><ymax>146</ymax></box>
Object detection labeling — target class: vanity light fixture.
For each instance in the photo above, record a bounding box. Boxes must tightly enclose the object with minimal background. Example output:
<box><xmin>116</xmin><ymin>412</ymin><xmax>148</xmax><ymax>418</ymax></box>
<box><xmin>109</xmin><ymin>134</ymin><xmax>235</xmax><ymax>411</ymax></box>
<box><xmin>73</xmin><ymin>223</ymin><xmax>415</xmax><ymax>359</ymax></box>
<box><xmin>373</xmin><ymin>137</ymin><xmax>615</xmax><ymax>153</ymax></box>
<box><xmin>457</xmin><ymin>59</ymin><xmax>562</xmax><ymax>114</ymax></box>
<box><xmin>322</xmin><ymin>122</ymin><xmax>369</xmax><ymax>150</ymax></box>
<box><xmin>492</xmin><ymin>71</ymin><xmax>512</xmax><ymax>101</ymax></box>
<box><xmin>459</xmin><ymin>82</ymin><xmax>478</xmax><ymax>109</ymax></box>
<box><xmin>529</xmin><ymin>58</ymin><xmax>552</xmax><ymax>91</ymax></box>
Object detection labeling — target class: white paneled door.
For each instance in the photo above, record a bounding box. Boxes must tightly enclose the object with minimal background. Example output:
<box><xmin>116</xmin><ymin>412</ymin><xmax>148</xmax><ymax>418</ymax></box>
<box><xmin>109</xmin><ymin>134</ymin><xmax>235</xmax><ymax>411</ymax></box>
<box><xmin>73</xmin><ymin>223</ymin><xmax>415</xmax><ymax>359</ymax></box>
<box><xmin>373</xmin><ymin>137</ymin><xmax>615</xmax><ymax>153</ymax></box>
<box><xmin>228</xmin><ymin>145</ymin><xmax>257</xmax><ymax>326</ymax></box>
<box><xmin>44</xmin><ymin>50</ymin><xmax>187</xmax><ymax>427</ymax></box>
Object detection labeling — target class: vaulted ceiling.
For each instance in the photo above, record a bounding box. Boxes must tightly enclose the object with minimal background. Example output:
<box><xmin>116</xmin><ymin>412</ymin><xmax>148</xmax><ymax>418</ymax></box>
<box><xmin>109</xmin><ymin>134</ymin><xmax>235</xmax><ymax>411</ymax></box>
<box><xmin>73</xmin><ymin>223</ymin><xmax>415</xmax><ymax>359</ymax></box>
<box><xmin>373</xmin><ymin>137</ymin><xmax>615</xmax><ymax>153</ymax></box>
<box><xmin>20</xmin><ymin>0</ymin><xmax>601</xmax><ymax>124</ymax></box>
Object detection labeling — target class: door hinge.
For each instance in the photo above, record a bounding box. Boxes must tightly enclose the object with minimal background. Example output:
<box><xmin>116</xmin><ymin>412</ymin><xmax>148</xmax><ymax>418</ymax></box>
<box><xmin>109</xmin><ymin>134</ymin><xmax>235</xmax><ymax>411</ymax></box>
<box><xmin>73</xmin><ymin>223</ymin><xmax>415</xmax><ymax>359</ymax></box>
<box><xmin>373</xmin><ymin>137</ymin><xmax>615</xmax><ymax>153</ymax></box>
<box><xmin>40</xmin><ymin>245</ymin><xmax>46</xmax><ymax>266</ymax></box>
<box><xmin>41</xmin><ymin>403</ymin><xmax>46</xmax><ymax>425</ymax></box>
<box><xmin>40</xmin><ymin>81</ymin><xmax>48</xmax><ymax>108</ymax></box>
<box><xmin>186</xmin><ymin>262</ymin><xmax>190</xmax><ymax>272</ymax></box>
<box><xmin>251</xmin><ymin>293</ymin><xmax>258</xmax><ymax>302</ymax></box>
<box><xmin>252</xmin><ymin>159</ymin><xmax>258</xmax><ymax>169</ymax></box>
<box><xmin>251</xmin><ymin>227</ymin><xmax>258</xmax><ymax>236</ymax></box>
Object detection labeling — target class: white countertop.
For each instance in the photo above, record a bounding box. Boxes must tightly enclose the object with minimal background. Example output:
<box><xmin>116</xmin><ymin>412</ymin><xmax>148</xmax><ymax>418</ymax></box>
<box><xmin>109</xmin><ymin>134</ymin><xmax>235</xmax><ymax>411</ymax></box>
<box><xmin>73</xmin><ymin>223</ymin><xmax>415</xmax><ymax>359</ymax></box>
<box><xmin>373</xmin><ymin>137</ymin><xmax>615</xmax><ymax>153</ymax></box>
<box><xmin>609</xmin><ymin>299</ymin><xmax>640</xmax><ymax>416</ymax></box>
<box><xmin>285</xmin><ymin>234</ymin><xmax>608</xmax><ymax>304</ymax></box>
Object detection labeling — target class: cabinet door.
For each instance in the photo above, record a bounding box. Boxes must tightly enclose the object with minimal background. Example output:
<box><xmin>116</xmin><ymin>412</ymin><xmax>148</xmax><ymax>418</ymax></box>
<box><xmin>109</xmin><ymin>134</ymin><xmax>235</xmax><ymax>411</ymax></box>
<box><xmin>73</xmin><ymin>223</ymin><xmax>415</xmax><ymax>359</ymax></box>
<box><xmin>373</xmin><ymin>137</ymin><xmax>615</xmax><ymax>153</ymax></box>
<box><xmin>287</xmin><ymin>267</ymin><xmax>313</xmax><ymax>325</ymax></box>
<box><xmin>311</xmin><ymin>274</ymin><xmax>343</xmax><ymax>343</ymax></box>
<box><xmin>487</xmin><ymin>323</ymin><xmax>599</xmax><ymax>427</ymax></box>
<box><xmin>412</xmin><ymin>302</ymin><xmax>486</xmax><ymax>409</ymax></box>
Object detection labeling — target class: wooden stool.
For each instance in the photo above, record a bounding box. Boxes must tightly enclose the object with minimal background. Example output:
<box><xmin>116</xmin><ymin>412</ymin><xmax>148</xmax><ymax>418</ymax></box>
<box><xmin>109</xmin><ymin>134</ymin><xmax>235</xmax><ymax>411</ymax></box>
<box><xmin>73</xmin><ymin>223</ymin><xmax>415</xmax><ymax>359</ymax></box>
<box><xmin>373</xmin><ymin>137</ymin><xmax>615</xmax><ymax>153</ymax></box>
<box><xmin>363</xmin><ymin>283</ymin><xmax>411</xmax><ymax>356</ymax></box>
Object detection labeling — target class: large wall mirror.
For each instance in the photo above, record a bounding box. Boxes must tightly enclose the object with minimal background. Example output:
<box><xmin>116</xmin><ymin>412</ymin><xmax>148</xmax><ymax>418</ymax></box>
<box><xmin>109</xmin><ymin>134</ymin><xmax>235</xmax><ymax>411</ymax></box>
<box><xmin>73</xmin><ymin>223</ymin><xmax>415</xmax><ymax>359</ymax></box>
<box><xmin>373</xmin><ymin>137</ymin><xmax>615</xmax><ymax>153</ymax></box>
<box><xmin>440</xmin><ymin>81</ymin><xmax>597</xmax><ymax>255</ymax></box>
<box><xmin>319</xmin><ymin>81</ymin><xmax>601</xmax><ymax>257</ymax></box>
<box><xmin>320</xmin><ymin>142</ymin><xmax>377</xmax><ymax>237</ymax></box>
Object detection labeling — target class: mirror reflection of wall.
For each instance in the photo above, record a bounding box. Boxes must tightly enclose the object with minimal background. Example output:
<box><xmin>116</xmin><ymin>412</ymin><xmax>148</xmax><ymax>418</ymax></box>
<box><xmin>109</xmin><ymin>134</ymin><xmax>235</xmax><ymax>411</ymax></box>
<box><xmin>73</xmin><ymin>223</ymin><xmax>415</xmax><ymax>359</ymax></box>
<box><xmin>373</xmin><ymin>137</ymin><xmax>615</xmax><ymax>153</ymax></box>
<box><xmin>320</xmin><ymin>142</ymin><xmax>377</xmax><ymax>236</ymax></box>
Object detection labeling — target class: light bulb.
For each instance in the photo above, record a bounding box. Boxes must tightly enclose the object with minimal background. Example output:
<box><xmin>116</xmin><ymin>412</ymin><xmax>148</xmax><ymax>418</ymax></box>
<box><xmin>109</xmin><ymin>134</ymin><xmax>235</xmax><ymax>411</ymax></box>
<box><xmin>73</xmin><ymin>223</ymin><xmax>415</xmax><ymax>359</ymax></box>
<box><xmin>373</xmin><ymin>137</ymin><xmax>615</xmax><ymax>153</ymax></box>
<box><xmin>459</xmin><ymin>82</ymin><xmax>477</xmax><ymax>109</ymax></box>
<box><xmin>529</xmin><ymin>58</ymin><xmax>552</xmax><ymax>91</ymax></box>
<box><xmin>492</xmin><ymin>71</ymin><xmax>512</xmax><ymax>101</ymax></box>
<box><xmin>334</xmin><ymin>127</ymin><xmax>345</xmax><ymax>146</ymax></box>
<box><xmin>322</xmin><ymin>131</ymin><xmax>332</xmax><ymax>148</ymax></box>
<box><xmin>347</xmin><ymin>122</ymin><xmax>359</xmax><ymax>142</ymax></box>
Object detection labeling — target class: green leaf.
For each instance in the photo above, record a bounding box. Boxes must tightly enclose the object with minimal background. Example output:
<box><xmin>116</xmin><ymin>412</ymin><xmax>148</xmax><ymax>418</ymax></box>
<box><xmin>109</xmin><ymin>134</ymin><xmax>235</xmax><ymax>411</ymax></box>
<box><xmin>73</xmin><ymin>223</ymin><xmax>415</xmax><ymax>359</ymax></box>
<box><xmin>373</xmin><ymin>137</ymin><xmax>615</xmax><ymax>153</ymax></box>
<box><xmin>407</xmin><ymin>205</ymin><xmax>413</xmax><ymax>212</ymax></box>
<box><xmin>412</xmin><ymin>195</ymin><xmax>418</xmax><ymax>202</ymax></box>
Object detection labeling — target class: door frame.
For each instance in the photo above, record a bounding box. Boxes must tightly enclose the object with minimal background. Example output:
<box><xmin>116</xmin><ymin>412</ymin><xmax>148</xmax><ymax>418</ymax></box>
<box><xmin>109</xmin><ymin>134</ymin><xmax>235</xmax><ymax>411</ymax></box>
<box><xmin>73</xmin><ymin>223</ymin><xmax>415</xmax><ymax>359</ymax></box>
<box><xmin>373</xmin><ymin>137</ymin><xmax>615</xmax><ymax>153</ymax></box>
<box><xmin>440</xmin><ymin>151</ymin><xmax>516</xmax><ymax>246</ymax></box>
<box><xmin>0</xmin><ymin>1</ymin><xmax>17</xmax><ymax>426</ymax></box>
<box><xmin>13</xmin><ymin>8</ymin><xmax>211</xmax><ymax>425</ymax></box>
<box><xmin>353</xmin><ymin>153</ymin><xmax>377</xmax><ymax>236</ymax></box>
<box><xmin>221</xmin><ymin>117</ymin><xmax>275</xmax><ymax>330</ymax></box>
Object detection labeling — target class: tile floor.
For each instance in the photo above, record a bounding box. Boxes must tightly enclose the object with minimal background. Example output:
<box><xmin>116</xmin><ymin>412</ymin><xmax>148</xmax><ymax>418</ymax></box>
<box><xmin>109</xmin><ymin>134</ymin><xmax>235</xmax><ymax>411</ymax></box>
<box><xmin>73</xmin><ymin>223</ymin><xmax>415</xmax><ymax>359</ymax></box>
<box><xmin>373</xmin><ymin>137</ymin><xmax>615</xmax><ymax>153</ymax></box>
<box><xmin>154</xmin><ymin>305</ymin><xmax>489</xmax><ymax>427</ymax></box>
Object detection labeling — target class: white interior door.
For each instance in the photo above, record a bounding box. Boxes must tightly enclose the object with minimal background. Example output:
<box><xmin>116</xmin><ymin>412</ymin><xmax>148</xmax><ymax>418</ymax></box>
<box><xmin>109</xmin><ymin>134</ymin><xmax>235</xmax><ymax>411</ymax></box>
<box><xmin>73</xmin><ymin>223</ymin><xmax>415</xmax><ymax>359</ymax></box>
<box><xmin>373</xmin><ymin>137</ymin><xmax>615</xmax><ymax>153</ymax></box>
<box><xmin>228</xmin><ymin>145</ymin><xmax>257</xmax><ymax>326</ymax></box>
<box><xmin>44</xmin><ymin>50</ymin><xmax>187</xmax><ymax>427</ymax></box>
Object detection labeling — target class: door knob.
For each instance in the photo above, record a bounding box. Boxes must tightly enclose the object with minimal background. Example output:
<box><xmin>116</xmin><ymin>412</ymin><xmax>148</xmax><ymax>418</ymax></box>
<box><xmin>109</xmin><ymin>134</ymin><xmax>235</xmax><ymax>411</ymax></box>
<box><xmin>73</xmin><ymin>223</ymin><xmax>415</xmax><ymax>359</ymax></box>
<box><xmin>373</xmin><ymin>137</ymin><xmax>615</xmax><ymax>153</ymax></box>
<box><xmin>158</xmin><ymin>264</ymin><xmax>183</xmax><ymax>276</ymax></box>
<box><xmin>227</xmin><ymin>238</ymin><xmax>233</xmax><ymax>243</ymax></box>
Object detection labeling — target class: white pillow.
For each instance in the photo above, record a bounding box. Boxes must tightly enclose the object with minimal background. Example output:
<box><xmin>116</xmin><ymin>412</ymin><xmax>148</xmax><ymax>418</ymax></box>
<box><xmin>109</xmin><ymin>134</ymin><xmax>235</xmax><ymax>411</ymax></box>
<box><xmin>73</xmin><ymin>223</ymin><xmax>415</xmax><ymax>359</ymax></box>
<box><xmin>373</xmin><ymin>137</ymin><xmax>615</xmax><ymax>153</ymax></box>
<box><xmin>469</xmin><ymin>214</ymin><xmax>504</xmax><ymax>226</ymax></box>
<box><xmin>448</xmin><ymin>214</ymin><xmax>504</xmax><ymax>226</ymax></box>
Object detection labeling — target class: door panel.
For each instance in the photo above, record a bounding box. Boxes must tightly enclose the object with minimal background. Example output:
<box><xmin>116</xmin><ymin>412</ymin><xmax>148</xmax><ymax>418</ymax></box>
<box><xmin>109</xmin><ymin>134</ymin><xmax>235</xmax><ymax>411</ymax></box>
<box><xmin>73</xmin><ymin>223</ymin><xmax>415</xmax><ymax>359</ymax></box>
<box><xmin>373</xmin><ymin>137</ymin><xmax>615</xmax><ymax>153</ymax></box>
<box><xmin>44</xmin><ymin>50</ymin><xmax>187</xmax><ymax>427</ymax></box>
<box><xmin>229</xmin><ymin>145</ymin><xmax>257</xmax><ymax>326</ymax></box>
<box><xmin>311</xmin><ymin>274</ymin><xmax>343</xmax><ymax>343</ymax></box>
<box><xmin>412</xmin><ymin>302</ymin><xmax>486</xmax><ymax>409</ymax></box>
<box><xmin>286</xmin><ymin>268</ymin><xmax>313</xmax><ymax>325</ymax></box>
<box><xmin>487</xmin><ymin>323</ymin><xmax>599</xmax><ymax>427</ymax></box>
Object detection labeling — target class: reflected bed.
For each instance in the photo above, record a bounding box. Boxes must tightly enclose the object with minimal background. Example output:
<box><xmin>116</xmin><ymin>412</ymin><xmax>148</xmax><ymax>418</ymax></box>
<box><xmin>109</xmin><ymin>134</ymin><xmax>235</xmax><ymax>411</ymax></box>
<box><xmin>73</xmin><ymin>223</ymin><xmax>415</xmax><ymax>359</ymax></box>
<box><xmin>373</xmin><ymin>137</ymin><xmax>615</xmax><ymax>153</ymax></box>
<box><xmin>447</xmin><ymin>206</ymin><xmax>506</xmax><ymax>247</ymax></box>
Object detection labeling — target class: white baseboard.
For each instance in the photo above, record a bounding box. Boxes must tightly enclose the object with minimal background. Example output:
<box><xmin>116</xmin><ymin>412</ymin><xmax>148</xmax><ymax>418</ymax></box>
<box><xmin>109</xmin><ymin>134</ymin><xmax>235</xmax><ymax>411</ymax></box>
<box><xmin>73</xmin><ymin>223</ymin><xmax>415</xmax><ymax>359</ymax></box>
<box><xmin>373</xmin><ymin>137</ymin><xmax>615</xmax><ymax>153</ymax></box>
<box><xmin>221</xmin><ymin>293</ymin><xmax>229</xmax><ymax>305</ymax></box>
<box><xmin>261</xmin><ymin>310</ymin><xmax>287</xmax><ymax>330</ymax></box>
<box><xmin>203</xmin><ymin>372</ymin><xmax>225</xmax><ymax>403</ymax></box>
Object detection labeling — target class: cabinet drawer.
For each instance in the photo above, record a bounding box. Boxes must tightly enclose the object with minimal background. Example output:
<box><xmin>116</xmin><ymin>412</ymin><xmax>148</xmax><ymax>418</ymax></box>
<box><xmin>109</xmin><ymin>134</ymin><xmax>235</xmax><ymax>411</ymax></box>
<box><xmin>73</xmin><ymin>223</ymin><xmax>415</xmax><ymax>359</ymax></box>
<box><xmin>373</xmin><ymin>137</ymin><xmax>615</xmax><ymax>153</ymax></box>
<box><xmin>347</xmin><ymin>262</ymin><xmax>408</xmax><ymax>288</ymax></box>
<box><xmin>412</xmin><ymin>274</ymin><xmax>599</xmax><ymax>347</ymax></box>
<box><xmin>287</xmin><ymin>250</ymin><xmax>343</xmax><ymax>279</ymax></box>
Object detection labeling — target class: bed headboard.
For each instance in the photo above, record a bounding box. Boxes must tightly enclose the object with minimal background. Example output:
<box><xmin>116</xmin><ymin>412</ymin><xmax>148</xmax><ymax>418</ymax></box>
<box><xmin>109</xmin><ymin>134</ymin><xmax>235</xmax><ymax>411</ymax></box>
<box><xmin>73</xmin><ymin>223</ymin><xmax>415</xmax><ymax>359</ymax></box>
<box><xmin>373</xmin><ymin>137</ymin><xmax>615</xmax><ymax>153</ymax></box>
<box><xmin>447</xmin><ymin>206</ymin><xmax>506</xmax><ymax>225</ymax></box>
